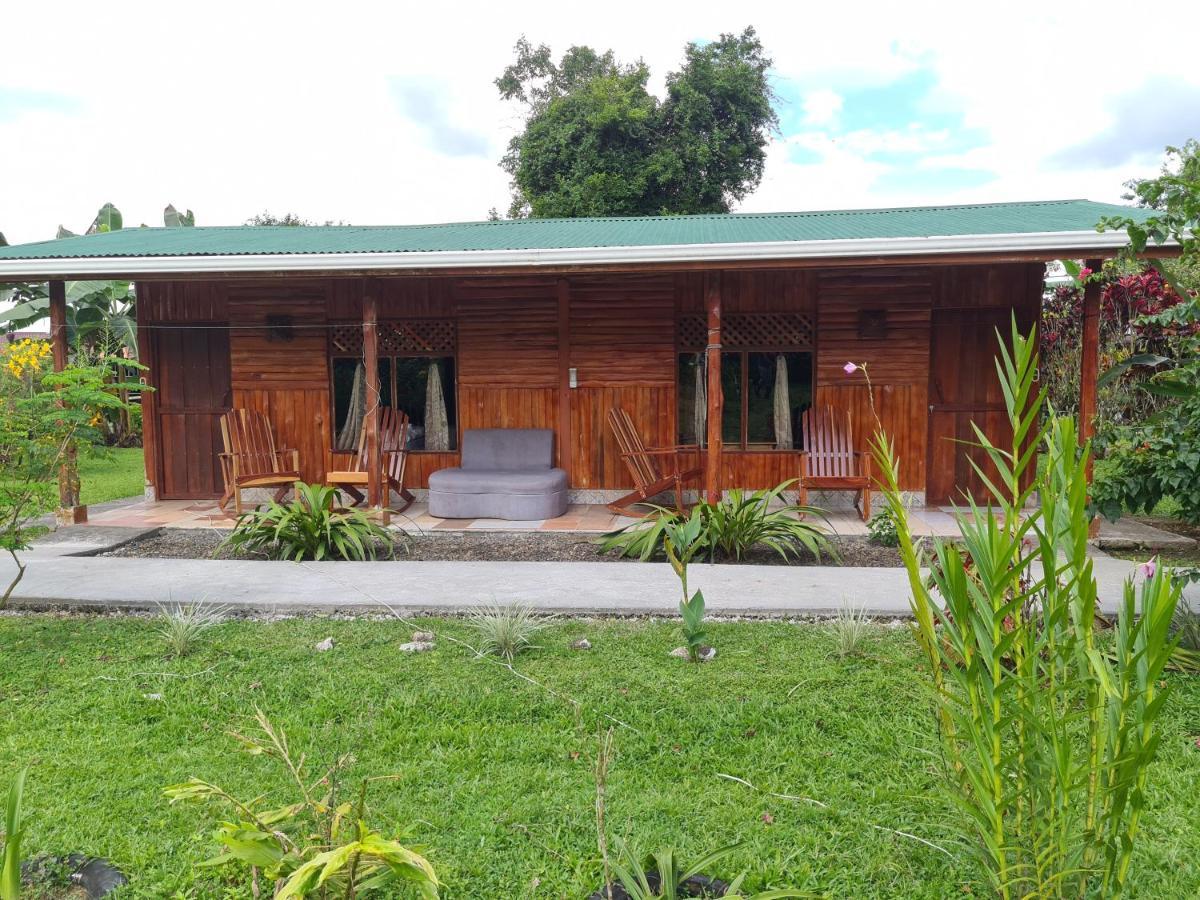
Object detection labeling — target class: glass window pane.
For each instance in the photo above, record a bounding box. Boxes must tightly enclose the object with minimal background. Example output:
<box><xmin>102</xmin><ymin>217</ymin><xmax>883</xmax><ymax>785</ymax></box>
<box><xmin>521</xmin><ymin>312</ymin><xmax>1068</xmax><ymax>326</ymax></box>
<box><xmin>332</xmin><ymin>358</ymin><xmax>360</xmax><ymax>437</ymax></box>
<box><xmin>721</xmin><ymin>351</ymin><xmax>741</xmax><ymax>446</ymax></box>
<box><xmin>378</xmin><ymin>358</ymin><xmax>392</xmax><ymax>410</ymax></box>
<box><xmin>677</xmin><ymin>353</ymin><xmax>703</xmax><ymax>445</ymax></box>
<box><xmin>393</xmin><ymin>356</ymin><xmax>457</xmax><ymax>451</ymax></box>
<box><xmin>746</xmin><ymin>352</ymin><xmax>814</xmax><ymax>450</ymax></box>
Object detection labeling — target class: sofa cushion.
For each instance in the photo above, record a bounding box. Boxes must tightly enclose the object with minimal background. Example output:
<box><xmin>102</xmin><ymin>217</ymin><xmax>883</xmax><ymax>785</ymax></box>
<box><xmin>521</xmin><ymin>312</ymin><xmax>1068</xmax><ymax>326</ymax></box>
<box><xmin>428</xmin><ymin>467</ymin><xmax>568</xmax><ymax>495</ymax></box>
<box><xmin>460</xmin><ymin>428</ymin><xmax>554</xmax><ymax>471</ymax></box>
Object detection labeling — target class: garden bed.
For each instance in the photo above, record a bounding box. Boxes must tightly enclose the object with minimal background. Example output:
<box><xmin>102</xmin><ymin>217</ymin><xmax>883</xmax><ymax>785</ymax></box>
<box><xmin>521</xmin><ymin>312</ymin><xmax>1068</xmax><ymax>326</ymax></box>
<box><xmin>100</xmin><ymin>527</ymin><xmax>905</xmax><ymax>566</ymax></box>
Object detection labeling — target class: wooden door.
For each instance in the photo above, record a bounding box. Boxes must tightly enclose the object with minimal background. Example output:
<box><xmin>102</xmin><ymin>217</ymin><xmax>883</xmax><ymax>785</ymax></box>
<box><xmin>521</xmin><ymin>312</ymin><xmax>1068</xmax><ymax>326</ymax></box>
<box><xmin>151</xmin><ymin>325</ymin><xmax>232</xmax><ymax>499</ymax></box>
<box><xmin>926</xmin><ymin>309</ymin><xmax>1012</xmax><ymax>506</ymax></box>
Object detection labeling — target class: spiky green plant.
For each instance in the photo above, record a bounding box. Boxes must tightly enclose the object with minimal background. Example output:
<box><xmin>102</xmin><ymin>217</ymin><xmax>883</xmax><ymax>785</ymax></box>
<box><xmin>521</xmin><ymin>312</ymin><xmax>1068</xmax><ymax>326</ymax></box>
<box><xmin>467</xmin><ymin>601</ymin><xmax>552</xmax><ymax>661</ymax></box>
<box><xmin>829</xmin><ymin>599</ymin><xmax>871</xmax><ymax>658</ymax></box>
<box><xmin>607</xmin><ymin>839</ymin><xmax>809</xmax><ymax>899</ymax></box>
<box><xmin>1</xmin><ymin>769</ymin><xmax>25</xmax><ymax>900</ymax></box>
<box><xmin>598</xmin><ymin>481</ymin><xmax>830</xmax><ymax>563</ymax></box>
<box><xmin>870</xmin><ymin>319</ymin><xmax>1181</xmax><ymax>898</ymax></box>
<box><xmin>155</xmin><ymin>597</ymin><xmax>230</xmax><ymax>657</ymax></box>
<box><xmin>222</xmin><ymin>483</ymin><xmax>399</xmax><ymax>561</ymax></box>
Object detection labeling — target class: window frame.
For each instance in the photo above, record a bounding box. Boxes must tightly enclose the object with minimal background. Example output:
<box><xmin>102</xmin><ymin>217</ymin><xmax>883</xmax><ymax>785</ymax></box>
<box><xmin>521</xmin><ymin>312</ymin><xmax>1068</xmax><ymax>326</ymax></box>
<box><xmin>327</xmin><ymin>320</ymin><xmax>458</xmax><ymax>454</ymax></box>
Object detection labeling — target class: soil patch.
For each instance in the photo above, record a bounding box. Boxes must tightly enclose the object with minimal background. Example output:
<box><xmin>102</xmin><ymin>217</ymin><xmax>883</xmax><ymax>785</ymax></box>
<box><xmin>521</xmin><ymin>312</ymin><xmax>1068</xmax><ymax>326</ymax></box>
<box><xmin>101</xmin><ymin>528</ymin><xmax>905</xmax><ymax>567</ymax></box>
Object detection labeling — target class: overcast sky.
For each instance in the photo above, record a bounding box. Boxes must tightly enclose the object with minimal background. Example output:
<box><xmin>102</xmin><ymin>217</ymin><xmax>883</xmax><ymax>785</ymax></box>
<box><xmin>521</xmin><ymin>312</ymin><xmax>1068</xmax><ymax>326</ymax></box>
<box><xmin>2</xmin><ymin>0</ymin><xmax>1198</xmax><ymax>245</ymax></box>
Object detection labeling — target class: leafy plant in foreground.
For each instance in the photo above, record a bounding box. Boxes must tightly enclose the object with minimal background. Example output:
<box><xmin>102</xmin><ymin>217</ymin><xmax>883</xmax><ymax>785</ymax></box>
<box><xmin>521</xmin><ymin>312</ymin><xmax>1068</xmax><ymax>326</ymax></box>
<box><xmin>599</xmin><ymin>481</ymin><xmax>830</xmax><ymax>563</ymax></box>
<box><xmin>871</xmin><ymin>320</ymin><xmax>1181</xmax><ymax>898</ymax></box>
<box><xmin>606</xmin><ymin>839</ymin><xmax>807</xmax><ymax>899</ymax></box>
<box><xmin>829</xmin><ymin>599</ymin><xmax>871</xmax><ymax>658</ymax></box>
<box><xmin>665</xmin><ymin>510</ymin><xmax>708</xmax><ymax>662</ymax></box>
<box><xmin>1</xmin><ymin>769</ymin><xmax>25</xmax><ymax>900</ymax></box>
<box><xmin>155</xmin><ymin>597</ymin><xmax>230</xmax><ymax>657</ymax></box>
<box><xmin>165</xmin><ymin>710</ymin><xmax>438</xmax><ymax>899</ymax></box>
<box><xmin>223</xmin><ymin>483</ymin><xmax>399</xmax><ymax>561</ymax></box>
<box><xmin>467</xmin><ymin>601</ymin><xmax>552</xmax><ymax>661</ymax></box>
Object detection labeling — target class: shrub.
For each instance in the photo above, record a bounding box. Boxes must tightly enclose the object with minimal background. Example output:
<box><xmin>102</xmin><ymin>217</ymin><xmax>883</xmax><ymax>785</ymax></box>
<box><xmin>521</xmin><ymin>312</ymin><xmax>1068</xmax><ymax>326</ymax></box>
<box><xmin>866</xmin><ymin>507</ymin><xmax>900</xmax><ymax>547</ymax></box>
<box><xmin>873</xmin><ymin>320</ymin><xmax>1181</xmax><ymax>898</ymax></box>
<box><xmin>222</xmin><ymin>483</ymin><xmax>398</xmax><ymax>561</ymax></box>
<box><xmin>599</xmin><ymin>481</ymin><xmax>830</xmax><ymax>563</ymax></box>
<box><xmin>467</xmin><ymin>601</ymin><xmax>552</xmax><ymax>661</ymax></box>
<box><xmin>155</xmin><ymin>598</ymin><xmax>229</xmax><ymax>657</ymax></box>
<box><xmin>165</xmin><ymin>710</ymin><xmax>439</xmax><ymax>899</ymax></box>
<box><xmin>606</xmin><ymin>840</ymin><xmax>804</xmax><ymax>900</ymax></box>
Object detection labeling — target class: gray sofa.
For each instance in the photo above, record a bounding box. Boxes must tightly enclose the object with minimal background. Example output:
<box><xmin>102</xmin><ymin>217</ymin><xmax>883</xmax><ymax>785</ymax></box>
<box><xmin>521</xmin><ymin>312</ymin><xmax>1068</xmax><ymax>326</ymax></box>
<box><xmin>428</xmin><ymin>429</ymin><xmax>568</xmax><ymax>520</ymax></box>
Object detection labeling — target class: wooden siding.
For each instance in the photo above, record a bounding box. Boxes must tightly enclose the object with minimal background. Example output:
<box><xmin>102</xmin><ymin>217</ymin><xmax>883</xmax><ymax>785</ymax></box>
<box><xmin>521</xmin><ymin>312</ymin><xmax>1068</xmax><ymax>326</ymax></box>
<box><xmin>140</xmin><ymin>263</ymin><xmax>1044</xmax><ymax>499</ymax></box>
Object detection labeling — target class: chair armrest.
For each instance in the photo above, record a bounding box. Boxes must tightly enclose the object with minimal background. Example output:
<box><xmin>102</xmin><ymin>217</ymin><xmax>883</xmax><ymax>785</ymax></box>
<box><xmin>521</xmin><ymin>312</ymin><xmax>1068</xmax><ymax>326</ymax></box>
<box><xmin>628</xmin><ymin>447</ymin><xmax>695</xmax><ymax>457</ymax></box>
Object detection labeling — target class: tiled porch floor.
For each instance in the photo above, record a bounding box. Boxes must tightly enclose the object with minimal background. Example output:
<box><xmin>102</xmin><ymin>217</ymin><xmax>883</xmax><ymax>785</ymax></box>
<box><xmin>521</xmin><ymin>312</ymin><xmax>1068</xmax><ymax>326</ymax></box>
<box><xmin>80</xmin><ymin>497</ymin><xmax>967</xmax><ymax>537</ymax></box>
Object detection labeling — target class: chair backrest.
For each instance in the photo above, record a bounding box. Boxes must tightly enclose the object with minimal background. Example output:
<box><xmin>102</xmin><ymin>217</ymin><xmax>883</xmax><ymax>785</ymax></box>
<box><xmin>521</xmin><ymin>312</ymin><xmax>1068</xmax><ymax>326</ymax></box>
<box><xmin>353</xmin><ymin>407</ymin><xmax>411</xmax><ymax>472</ymax></box>
<box><xmin>460</xmin><ymin>429</ymin><xmax>554</xmax><ymax>471</ymax></box>
<box><xmin>800</xmin><ymin>405</ymin><xmax>858</xmax><ymax>477</ymax></box>
<box><xmin>220</xmin><ymin>409</ymin><xmax>283</xmax><ymax>475</ymax></box>
<box><xmin>607</xmin><ymin>408</ymin><xmax>661</xmax><ymax>488</ymax></box>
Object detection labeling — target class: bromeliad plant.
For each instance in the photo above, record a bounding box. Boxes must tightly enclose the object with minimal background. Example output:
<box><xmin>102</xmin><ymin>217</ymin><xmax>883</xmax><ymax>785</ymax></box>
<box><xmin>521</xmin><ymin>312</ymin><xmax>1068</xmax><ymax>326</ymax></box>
<box><xmin>607</xmin><ymin>840</ymin><xmax>807</xmax><ymax>900</ymax></box>
<box><xmin>165</xmin><ymin>710</ymin><xmax>439</xmax><ymax>899</ymax></box>
<box><xmin>599</xmin><ymin>481</ymin><xmax>830</xmax><ymax>563</ymax></box>
<box><xmin>222</xmin><ymin>483</ymin><xmax>399</xmax><ymax>561</ymax></box>
<box><xmin>871</xmin><ymin>320</ymin><xmax>1181</xmax><ymax>898</ymax></box>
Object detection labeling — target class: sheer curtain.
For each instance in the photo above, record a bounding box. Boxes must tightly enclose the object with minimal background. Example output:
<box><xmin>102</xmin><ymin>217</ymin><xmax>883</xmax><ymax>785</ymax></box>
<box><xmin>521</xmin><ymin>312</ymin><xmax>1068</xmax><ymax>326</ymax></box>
<box><xmin>425</xmin><ymin>361</ymin><xmax>450</xmax><ymax>451</ymax></box>
<box><xmin>336</xmin><ymin>361</ymin><xmax>365</xmax><ymax>450</ymax></box>
<box><xmin>693</xmin><ymin>352</ymin><xmax>706</xmax><ymax>447</ymax></box>
<box><xmin>772</xmin><ymin>353</ymin><xmax>793</xmax><ymax>450</ymax></box>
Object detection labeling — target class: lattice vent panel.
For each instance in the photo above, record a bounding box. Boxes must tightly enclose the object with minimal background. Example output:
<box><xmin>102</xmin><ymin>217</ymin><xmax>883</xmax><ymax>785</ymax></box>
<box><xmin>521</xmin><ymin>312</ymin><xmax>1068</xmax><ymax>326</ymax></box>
<box><xmin>330</xmin><ymin>320</ymin><xmax>457</xmax><ymax>355</ymax></box>
<box><xmin>676</xmin><ymin>313</ymin><xmax>814</xmax><ymax>351</ymax></box>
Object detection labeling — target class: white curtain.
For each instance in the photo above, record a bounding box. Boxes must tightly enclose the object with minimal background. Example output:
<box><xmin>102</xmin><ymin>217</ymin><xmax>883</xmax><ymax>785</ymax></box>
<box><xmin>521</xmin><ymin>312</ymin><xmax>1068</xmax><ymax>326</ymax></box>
<box><xmin>693</xmin><ymin>353</ymin><xmax>706</xmax><ymax>447</ymax></box>
<box><xmin>336</xmin><ymin>361</ymin><xmax>365</xmax><ymax>451</ymax></box>
<box><xmin>773</xmin><ymin>353</ymin><xmax>793</xmax><ymax>450</ymax></box>
<box><xmin>425</xmin><ymin>361</ymin><xmax>450</xmax><ymax>451</ymax></box>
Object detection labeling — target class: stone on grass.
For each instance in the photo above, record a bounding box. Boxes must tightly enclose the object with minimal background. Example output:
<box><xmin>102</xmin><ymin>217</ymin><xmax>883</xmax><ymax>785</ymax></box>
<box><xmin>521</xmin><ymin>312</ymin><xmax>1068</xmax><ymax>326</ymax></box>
<box><xmin>399</xmin><ymin>640</ymin><xmax>435</xmax><ymax>653</ymax></box>
<box><xmin>314</xmin><ymin>637</ymin><xmax>335</xmax><ymax>652</ymax></box>
<box><xmin>669</xmin><ymin>646</ymin><xmax>716</xmax><ymax>661</ymax></box>
<box><xmin>412</xmin><ymin>630</ymin><xmax>435</xmax><ymax>643</ymax></box>
<box><xmin>571</xmin><ymin>638</ymin><xmax>592</xmax><ymax>650</ymax></box>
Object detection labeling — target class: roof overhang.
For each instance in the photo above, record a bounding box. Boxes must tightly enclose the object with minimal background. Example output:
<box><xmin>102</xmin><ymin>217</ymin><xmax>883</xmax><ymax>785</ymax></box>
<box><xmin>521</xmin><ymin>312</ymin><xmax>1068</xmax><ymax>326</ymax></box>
<box><xmin>0</xmin><ymin>228</ymin><xmax>1176</xmax><ymax>280</ymax></box>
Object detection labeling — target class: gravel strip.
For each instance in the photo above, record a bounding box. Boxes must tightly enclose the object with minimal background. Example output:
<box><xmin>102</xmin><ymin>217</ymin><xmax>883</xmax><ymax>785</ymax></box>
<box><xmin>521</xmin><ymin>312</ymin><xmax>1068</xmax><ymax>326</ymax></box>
<box><xmin>100</xmin><ymin>528</ymin><xmax>905</xmax><ymax>567</ymax></box>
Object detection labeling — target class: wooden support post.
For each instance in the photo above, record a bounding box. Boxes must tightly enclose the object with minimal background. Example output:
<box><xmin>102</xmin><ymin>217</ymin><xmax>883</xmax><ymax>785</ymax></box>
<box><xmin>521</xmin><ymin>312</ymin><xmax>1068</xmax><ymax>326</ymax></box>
<box><xmin>704</xmin><ymin>272</ymin><xmax>723</xmax><ymax>504</ymax></box>
<box><xmin>556</xmin><ymin>278</ymin><xmax>573</xmax><ymax>479</ymax></box>
<box><xmin>363</xmin><ymin>281</ymin><xmax>382</xmax><ymax>511</ymax></box>
<box><xmin>1079</xmin><ymin>258</ymin><xmax>1102</xmax><ymax>537</ymax></box>
<box><xmin>49</xmin><ymin>280</ymin><xmax>85</xmax><ymax>524</ymax></box>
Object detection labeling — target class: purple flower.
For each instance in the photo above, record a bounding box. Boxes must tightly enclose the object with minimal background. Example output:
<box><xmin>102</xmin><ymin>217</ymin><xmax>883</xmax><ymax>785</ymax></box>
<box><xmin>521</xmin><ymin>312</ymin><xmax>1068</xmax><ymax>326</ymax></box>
<box><xmin>843</xmin><ymin>362</ymin><xmax>859</xmax><ymax>375</ymax></box>
<box><xmin>1137</xmin><ymin>559</ymin><xmax>1157</xmax><ymax>580</ymax></box>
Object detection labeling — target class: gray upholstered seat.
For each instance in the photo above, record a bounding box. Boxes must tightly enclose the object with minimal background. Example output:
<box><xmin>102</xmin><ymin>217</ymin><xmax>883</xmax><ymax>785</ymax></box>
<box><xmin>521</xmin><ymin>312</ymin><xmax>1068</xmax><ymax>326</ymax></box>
<box><xmin>428</xmin><ymin>429</ymin><xmax>568</xmax><ymax>520</ymax></box>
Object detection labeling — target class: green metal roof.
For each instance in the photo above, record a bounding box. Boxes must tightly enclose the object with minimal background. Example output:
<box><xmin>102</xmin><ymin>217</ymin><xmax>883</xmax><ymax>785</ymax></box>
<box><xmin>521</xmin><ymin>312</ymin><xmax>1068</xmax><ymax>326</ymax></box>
<box><xmin>0</xmin><ymin>199</ymin><xmax>1152</xmax><ymax>260</ymax></box>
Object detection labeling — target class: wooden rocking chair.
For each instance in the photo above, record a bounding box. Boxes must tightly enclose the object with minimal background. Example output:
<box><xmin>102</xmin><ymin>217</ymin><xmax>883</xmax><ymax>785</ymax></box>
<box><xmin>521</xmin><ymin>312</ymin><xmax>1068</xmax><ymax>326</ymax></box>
<box><xmin>606</xmin><ymin>407</ymin><xmax>703</xmax><ymax>516</ymax></box>
<box><xmin>797</xmin><ymin>405</ymin><xmax>872</xmax><ymax>520</ymax></box>
<box><xmin>326</xmin><ymin>407</ymin><xmax>415</xmax><ymax>512</ymax></box>
<box><xmin>218</xmin><ymin>409</ymin><xmax>302</xmax><ymax>515</ymax></box>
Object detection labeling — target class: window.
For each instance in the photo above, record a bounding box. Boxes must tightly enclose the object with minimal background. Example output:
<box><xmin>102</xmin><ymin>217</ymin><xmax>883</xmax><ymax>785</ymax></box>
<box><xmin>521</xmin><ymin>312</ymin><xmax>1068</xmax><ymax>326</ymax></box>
<box><xmin>332</xmin><ymin>355</ymin><xmax>457</xmax><ymax>451</ymax></box>
<box><xmin>677</xmin><ymin>351</ymin><xmax>812</xmax><ymax>450</ymax></box>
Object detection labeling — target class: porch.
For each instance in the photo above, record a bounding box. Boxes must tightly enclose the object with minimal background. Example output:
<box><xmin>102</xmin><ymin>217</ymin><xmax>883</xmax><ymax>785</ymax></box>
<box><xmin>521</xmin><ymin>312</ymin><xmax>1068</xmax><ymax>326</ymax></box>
<box><xmin>77</xmin><ymin>497</ymin><xmax>967</xmax><ymax>538</ymax></box>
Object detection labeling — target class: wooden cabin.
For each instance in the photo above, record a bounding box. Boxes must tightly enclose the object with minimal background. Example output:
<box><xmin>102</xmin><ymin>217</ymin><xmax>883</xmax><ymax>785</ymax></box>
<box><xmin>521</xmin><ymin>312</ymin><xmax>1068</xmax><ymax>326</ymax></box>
<box><xmin>0</xmin><ymin>199</ymin><xmax>1154</xmax><ymax>515</ymax></box>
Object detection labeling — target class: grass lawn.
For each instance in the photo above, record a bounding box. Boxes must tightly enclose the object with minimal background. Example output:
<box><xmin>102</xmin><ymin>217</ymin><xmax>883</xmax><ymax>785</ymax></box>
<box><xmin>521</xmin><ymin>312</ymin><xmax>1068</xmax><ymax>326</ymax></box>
<box><xmin>78</xmin><ymin>447</ymin><xmax>145</xmax><ymax>506</ymax></box>
<box><xmin>1</xmin><ymin>616</ymin><xmax>1198</xmax><ymax>898</ymax></box>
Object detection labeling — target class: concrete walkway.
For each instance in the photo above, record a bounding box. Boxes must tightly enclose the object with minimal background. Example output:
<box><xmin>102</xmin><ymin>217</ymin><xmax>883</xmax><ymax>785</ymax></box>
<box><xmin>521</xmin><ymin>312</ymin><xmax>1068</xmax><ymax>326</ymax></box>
<box><xmin>0</xmin><ymin>551</ymin><xmax>1182</xmax><ymax>618</ymax></box>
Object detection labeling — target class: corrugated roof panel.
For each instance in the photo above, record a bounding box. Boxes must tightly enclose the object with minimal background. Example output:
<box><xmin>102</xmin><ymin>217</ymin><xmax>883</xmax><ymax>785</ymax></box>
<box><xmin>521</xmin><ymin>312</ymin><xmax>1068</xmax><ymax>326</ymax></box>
<box><xmin>0</xmin><ymin>199</ymin><xmax>1153</xmax><ymax>260</ymax></box>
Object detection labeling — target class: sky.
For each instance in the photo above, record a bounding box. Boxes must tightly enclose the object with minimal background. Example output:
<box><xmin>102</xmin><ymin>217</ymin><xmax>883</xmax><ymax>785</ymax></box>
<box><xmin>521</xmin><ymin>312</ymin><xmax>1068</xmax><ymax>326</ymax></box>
<box><xmin>2</xmin><ymin>0</ymin><xmax>1198</xmax><ymax>245</ymax></box>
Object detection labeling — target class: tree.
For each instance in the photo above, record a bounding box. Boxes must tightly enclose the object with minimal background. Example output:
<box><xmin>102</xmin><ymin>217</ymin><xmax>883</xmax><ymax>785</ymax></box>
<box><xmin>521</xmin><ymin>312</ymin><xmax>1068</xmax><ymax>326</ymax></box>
<box><xmin>246</xmin><ymin>212</ymin><xmax>347</xmax><ymax>226</ymax></box>
<box><xmin>497</xmin><ymin>28</ymin><xmax>778</xmax><ymax>218</ymax></box>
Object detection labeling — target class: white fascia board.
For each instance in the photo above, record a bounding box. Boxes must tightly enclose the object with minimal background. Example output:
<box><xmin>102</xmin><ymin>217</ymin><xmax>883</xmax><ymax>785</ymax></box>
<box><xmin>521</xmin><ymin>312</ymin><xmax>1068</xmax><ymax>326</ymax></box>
<box><xmin>0</xmin><ymin>228</ymin><xmax>1157</xmax><ymax>278</ymax></box>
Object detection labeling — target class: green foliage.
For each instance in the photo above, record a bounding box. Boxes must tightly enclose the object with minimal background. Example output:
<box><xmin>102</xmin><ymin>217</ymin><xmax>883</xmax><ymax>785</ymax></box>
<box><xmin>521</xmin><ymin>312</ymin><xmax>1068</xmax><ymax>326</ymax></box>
<box><xmin>467</xmin><ymin>601</ymin><xmax>551</xmax><ymax>661</ymax></box>
<box><xmin>1</xmin><ymin>769</ymin><xmax>25</xmax><ymax>900</ymax></box>
<box><xmin>223</xmin><ymin>483</ymin><xmax>398</xmax><ymax>561</ymax></box>
<box><xmin>871</xmin><ymin>320</ymin><xmax>1181</xmax><ymax>898</ymax></box>
<box><xmin>829</xmin><ymin>600</ymin><xmax>871</xmax><ymax>659</ymax></box>
<box><xmin>662</xmin><ymin>510</ymin><xmax>709</xmax><ymax>662</ymax></box>
<box><xmin>497</xmin><ymin>28</ymin><xmax>777</xmax><ymax>218</ymax></box>
<box><xmin>1092</xmin><ymin>417</ymin><xmax>1200</xmax><ymax>521</ymax></box>
<box><xmin>1099</xmin><ymin>139</ymin><xmax>1200</xmax><ymax>267</ymax></box>
<box><xmin>599</xmin><ymin>482</ymin><xmax>830</xmax><ymax>564</ymax></box>
<box><xmin>165</xmin><ymin>710</ymin><xmax>439</xmax><ymax>899</ymax></box>
<box><xmin>866</xmin><ymin>507</ymin><xmax>900</xmax><ymax>547</ymax></box>
<box><xmin>155</xmin><ymin>598</ymin><xmax>230</xmax><ymax>657</ymax></box>
<box><xmin>608</xmin><ymin>839</ymin><xmax>808</xmax><ymax>899</ymax></box>
<box><xmin>0</xmin><ymin>343</ymin><xmax>141</xmax><ymax>606</ymax></box>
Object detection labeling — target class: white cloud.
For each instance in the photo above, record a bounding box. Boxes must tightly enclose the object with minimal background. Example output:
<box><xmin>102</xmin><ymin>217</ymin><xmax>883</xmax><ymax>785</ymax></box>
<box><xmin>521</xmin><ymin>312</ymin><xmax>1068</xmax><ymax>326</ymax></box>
<box><xmin>1</xmin><ymin>0</ymin><xmax>1197</xmax><ymax>243</ymax></box>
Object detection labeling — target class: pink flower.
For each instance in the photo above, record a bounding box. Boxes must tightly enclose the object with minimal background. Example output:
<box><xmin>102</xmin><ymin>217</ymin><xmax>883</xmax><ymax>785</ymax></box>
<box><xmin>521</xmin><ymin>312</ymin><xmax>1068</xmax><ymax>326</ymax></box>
<box><xmin>843</xmin><ymin>362</ymin><xmax>859</xmax><ymax>375</ymax></box>
<box><xmin>1137</xmin><ymin>559</ymin><xmax>1156</xmax><ymax>580</ymax></box>
<box><xmin>1079</xmin><ymin>266</ymin><xmax>1093</xmax><ymax>279</ymax></box>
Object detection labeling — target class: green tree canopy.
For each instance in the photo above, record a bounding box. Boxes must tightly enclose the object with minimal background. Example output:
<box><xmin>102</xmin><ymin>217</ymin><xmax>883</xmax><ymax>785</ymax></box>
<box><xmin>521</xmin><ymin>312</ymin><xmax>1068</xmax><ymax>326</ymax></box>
<box><xmin>497</xmin><ymin>28</ymin><xmax>778</xmax><ymax>218</ymax></box>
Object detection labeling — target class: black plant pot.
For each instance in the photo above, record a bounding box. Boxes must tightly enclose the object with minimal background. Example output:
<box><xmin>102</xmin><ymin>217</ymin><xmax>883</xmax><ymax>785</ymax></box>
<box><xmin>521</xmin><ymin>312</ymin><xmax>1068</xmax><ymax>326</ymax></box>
<box><xmin>587</xmin><ymin>872</ymin><xmax>730</xmax><ymax>899</ymax></box>
<box><xmin>21</xmin><ymin>854</ymin><xmax>128</xmax><ymax>898</ymax></box>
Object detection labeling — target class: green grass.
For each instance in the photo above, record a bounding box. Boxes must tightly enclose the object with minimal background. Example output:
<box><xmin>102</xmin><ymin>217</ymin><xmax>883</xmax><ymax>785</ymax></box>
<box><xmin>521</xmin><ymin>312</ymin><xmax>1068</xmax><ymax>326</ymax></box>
<box><xmin>77</xmin><ymin>447</ymin><xmax>145</xmax><ymax>506</ymax></box>
<box><xmin>1</xmin><ymin>616</ymin><xmax>1198</xmax><ymax>898</ymax></box>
